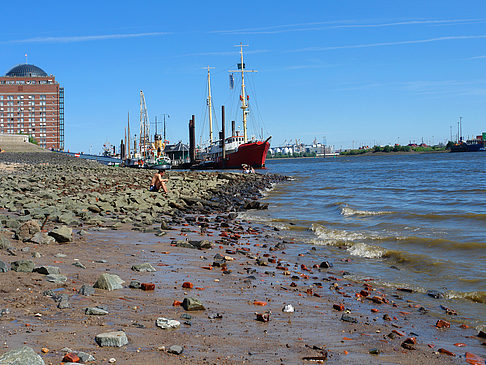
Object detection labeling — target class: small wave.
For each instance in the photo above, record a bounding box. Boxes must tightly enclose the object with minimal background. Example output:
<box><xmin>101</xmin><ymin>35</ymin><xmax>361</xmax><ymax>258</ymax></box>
<box><xmin>341</xmin><ymin>206</ymin><xmax>393</xmax><ymax>217</ymax></box>
<box><xmin>332</xmin><ymin>202</ymin><xmax>393</xmax><ymax>217</ymax></box>
<box><xmin>446</xmin><ymin>290</ymin><xmax>486</xmax><ymax>304</ymax></box>
<box><xmin>347</xmin><ymin>242</ymin><xmax>385</xmax><ymax>258</ymax></box>
<box><xmin>318</xmin><ymin>186</ymin><xmax>339</xmax><ymax>190</ymax></box>
<box><xmin>311</xmin><ymin>224</ymin><xmax>369</xmax><ymax>243</ymax></box>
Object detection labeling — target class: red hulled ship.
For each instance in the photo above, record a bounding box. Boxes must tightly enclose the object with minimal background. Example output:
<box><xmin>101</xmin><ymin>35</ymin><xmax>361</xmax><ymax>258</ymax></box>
<box><xmin>197</xmin><ymin>44</ymin><xmax>270</xmax><ymax>169</ymax></box>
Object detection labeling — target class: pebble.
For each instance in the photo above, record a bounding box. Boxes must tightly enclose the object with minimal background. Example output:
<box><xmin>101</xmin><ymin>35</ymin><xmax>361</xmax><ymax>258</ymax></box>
<box><xmin>282</xmin><ymin>304</ymin><xmax>295</xmax><ymax>313</ymax></box>
<box><xmin>168</xmin><ymin>345</ymin><xmax>184</xmax><ymax>355</ymax></box>
<box><xmin>156</xmin><ymin>317</ymin><xmax>181</xmax><ymax>329</ymax></box>
<box><xmin>95</xmin><ymin>331</ymin><xmax>128</xmax><ymax>347</ymax></box>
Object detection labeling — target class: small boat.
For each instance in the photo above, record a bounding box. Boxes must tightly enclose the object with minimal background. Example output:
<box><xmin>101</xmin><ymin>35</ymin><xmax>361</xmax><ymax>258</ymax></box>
<box><xmin>197</xmin><ymin>44</ymin><xmax>270</xmax><ymax>169</ymax></box>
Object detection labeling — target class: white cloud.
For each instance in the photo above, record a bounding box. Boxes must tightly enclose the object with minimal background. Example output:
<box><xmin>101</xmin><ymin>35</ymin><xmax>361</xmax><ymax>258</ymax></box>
<box><xmin>4</xmin><ymin>32</ymin><xmax>170</xmax><ymax>44</ymax></box>
<box><xmin>212</xmin><ymin>18</ymin><xmax>482</xmax><ymax>35</ymax></box>
<box><xmin>289</xmin><ymin>35</ymin><xmax>486</xmax><ymax>53</ymax></box>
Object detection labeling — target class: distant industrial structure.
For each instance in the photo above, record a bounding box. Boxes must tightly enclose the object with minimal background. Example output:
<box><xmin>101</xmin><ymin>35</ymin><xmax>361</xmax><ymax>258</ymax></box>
<box><xmin>0</xmin><ymin>64</ymin><xmax>64</xmax><ymax>150</ymax></box>
<box><xmin>268</xmin><ymin>138</ymin><xmax>336</xmax><ymax>157</ymax></box>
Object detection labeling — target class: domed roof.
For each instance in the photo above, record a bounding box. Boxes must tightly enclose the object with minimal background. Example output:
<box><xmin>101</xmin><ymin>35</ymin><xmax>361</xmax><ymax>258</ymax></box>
<box><xmin>5</xmin><ymin>64</ymin><xmax>48</xmax><ymax>77</ymax></box>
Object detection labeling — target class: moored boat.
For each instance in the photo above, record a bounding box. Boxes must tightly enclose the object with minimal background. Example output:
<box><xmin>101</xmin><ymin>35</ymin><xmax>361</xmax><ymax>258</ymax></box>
<box><xmin>197</xmin><ymin>44</ymin><xmax>270</xmax><ymax>169</ymax></box>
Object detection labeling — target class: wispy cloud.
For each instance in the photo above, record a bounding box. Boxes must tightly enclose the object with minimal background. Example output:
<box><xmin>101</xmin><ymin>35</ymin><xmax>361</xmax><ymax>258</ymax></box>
<box><xmin>212</xmin><ymin>18</ymin><xmax>482</xmax><ymax>35</ymax></box>
<box><xmin>335</xmin><ymin>79</ymin><xmax>486</xmax><ymax>97</ymax></box>
<box><xmin>210</xmin><ymin>20</ymin><xmax>352</xmax><ymax>35</ymax></box>
<box><xmin>289</xmin><ymin>35</ymin><xmax>486</xmax><ymax>53</ymax></box>
<box><xmin>467</xmin><ymin>55</ymin><xmax>486</xmax><ymax>59</ymax></box>
<box><xmin>3</xmin><ymin>32</ymin><xmax>170</xmax><ymax>44</ymax></box>
<box><xmin>180</xmin><ymin>49</ymin><xmax>270</xmax><ymax>57</ymax></box>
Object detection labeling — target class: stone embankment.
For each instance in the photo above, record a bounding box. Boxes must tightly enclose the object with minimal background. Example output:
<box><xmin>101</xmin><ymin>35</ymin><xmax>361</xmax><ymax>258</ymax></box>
<box><xmin>0</xmin><ymin>152</ymin><xmax>285</xmax><ymax>234</ymax></box>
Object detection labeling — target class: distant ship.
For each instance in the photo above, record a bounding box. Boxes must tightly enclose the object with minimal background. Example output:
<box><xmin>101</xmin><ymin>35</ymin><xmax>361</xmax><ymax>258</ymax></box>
<box><xmin>196</xmin><ymin>44</ymin><xmax>270</xmax><ymax>169</ymax></box>
<box><xmin>451</xmin><ymin>133</ymin><xmax>486</xmax><ymax>152</ymax></box>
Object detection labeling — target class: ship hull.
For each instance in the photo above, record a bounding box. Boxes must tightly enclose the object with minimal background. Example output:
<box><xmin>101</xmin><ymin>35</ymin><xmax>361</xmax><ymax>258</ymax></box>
<box><xmin>194</xmin><ymin>140</ymin><xmax>270</xmax><ymax>169</ymax></box>
<box><xmin>450</xmin><ymin>143</ymin><xmax>485</xmax><ymax>152</ymax></box>
<box><xmin>218</xmin><ymin>140</ymin><xmax>270</xmax><ymax>169</ymax></box>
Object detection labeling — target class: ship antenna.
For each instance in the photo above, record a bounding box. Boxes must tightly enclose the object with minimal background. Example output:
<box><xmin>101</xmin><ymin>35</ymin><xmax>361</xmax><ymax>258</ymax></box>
<box><xmin>205</xmin><ymin>66</ymin><xmax>215</xmax><ymax>143</ymax></box>
<box><xmin>229</xmin><ymin>43</ymin><xmax>257</xmax><ymax>143</ymax></box>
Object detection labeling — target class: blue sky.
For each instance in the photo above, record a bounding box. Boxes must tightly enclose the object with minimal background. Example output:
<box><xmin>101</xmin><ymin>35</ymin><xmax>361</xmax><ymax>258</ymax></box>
<box><xmin>2</xmin><ymin>0</ymin><xmax>485</xmax><ymax>152</ymax></box>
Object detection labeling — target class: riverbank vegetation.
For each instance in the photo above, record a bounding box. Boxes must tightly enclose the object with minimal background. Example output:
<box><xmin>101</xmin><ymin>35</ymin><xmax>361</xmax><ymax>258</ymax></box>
<box><xmin>340</xmin><ymin>144</ymin><xmax>450</xmax><ymax>156</ymax></box>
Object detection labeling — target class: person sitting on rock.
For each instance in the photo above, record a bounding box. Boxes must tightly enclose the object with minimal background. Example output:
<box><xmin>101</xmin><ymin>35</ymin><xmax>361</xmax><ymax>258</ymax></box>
<box><xmin>149</xmin><ymin>170</ymin><xmax>168</xmax><ymax>193</ymax></box>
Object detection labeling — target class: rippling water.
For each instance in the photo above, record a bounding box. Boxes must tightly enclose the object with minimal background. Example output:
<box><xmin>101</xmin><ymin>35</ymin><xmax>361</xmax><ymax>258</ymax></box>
<box><xmin>251</xmin><ymin>152</ymin><xmax>486</xmax><ymax>329</ymax></box>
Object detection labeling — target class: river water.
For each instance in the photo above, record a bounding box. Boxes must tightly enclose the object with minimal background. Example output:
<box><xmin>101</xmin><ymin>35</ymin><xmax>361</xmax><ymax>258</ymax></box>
<box><xmin>245</xmin><ymin>152</ymin><xmax>486</xmax><ymax>330</ymax></box>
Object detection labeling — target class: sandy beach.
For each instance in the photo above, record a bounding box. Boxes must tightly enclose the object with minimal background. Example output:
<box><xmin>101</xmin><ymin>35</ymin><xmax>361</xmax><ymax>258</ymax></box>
<box><xmin>0</xmin><ymin>152</ymin><xmax>484</xmax><ymax>365</ymax></box>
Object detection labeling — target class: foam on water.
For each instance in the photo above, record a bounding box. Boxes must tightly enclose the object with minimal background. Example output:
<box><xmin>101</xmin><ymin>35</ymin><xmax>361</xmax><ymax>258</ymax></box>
<box><xmin>340</xmin><ymin>205</ymin><xmax>393</xmax><ymax>217</ymax></box>
<box><xmin>347</xmin><ymin>242</ymin><xmax>385</xmax><ymax>258</ymax></box>
<box><xmin>445</xmin><ymin>290</ymin><xmax>486</xmax><ymax>304</ymax></box>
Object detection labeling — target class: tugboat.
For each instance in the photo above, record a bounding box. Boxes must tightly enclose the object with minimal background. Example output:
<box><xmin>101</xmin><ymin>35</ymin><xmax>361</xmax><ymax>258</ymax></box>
<box><xmin>197</xmin><ymin>44</ymin><xmax>270</xmax><ymax>169</ymax></box>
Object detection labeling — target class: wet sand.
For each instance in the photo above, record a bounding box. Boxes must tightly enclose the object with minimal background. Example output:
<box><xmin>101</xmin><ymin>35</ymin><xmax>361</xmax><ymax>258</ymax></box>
<box><xmin>1</xmin><ymin>217</ymin><xmax>484</xmax><ymax>364</ymax></box>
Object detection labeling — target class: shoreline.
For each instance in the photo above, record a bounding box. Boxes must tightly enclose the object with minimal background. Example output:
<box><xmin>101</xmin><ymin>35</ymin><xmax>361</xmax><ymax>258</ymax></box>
<box><xmin>0</xmin><ymin>153</ymin><xmax>484</xmax><ymax>364</ymax></box>
<box><xmin>267</xmin><ymin>149</ymin><xmax>450</xmax><ymax>161</ymax></box>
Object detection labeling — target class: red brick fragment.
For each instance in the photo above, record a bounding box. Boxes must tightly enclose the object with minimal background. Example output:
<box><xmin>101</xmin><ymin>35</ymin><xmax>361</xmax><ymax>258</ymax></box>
<box><xmin>465</xmin><ymin>352</ymin><xmax>485</xmax><ymax>365</ymax></box>
<box><xmin>173</xmin><ymin>300</ymin><xmax>182</xmax><ymax>306</ymax></box>
<box><xmin>436</xmin><ymin>319</ymin><xmax>451</xmax><ymax>329</ymax></box>
<box><xmin>333</xmin><ymin>304</ymin><xmax>345</xmax><ymax>311</ymax></box>
<box><xmin>392</xmin><ymin>329</ymin><xmax>405</xmax><ymax>336</ymax></box>
<box><xmin>63</xmin><ymin>353</ymin><xmax>80</xmax><ymax>363</ymax></box>
<box><xmin>371</xmin><ymin>296</ymin><xmax>383</xmax><ymax>304</ymax></box>
<box><xmin>438</xmin><ymin>348</ymin><xmax>455</xmax><ymax>356</ymax></box>
<box><xmin>182</xmin><ymin>282</ymin><xmax>193</xmax><ymax>289</ymax></box>
<box><xmin>141</xmin><ymin>283</ymin><xmax>155</xmax><ymax>291</ymax></box>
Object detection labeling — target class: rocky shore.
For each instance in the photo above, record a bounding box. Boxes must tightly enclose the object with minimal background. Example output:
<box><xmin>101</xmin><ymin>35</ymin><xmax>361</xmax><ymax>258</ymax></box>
<box><xmin>0</xmin><ymin>152</ymin><xmax>484</xmax><ymax>364</ymax></box>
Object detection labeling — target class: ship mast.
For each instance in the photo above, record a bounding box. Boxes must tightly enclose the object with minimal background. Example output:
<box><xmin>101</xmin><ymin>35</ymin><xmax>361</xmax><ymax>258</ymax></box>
<box><xmin>206</xmin><ymin>66</ymin><xmax>215</xmax><ymax>143</ymax></box>
<box><xmin>230</xmin><ymin>43</ymin><xmax>256</xmax><ymax>143</ymax></box>
<box><xmin>139</xmin><ymin>91</ymin><xmax>149</xmax><ymax>158</ymax></box>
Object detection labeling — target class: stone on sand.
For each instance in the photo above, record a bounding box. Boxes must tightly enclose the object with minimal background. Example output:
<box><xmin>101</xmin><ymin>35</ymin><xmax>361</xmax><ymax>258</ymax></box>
<box><xmin>182</xmin><ymin>297</ymin><xmax>205</xmax><ymax>311</ymax></box>
<box><xmin>48</xmin><ymin>226</ymin><xmax>73</xmax><ymax>243</ymax></box>
<box><xmin>16</xmin><ymin>220</ymin><xmax>40</xmax><ymax>242</ymax></box>
<box><xmin>93</xmin><ymin>273</ymin><xmax>124</xmax><ymax>291</ymax></box>
<box><xmin>10</xmin><ymin>260</ymin><xmax>35</xmax><ymax>273</ymax></box>
<box><xmin>131</xmin><ymin>263</ymin><xmax>156</xmax><ymax>272</ymax></box>
<box><xmin>0</xmin><ymin>345</ymin><xmax>45</xmax><ymax>365</ymax></box>
<box><xmin>95</xmin><ymin>331</ymin><xmax>128</xmax><ymax>347</ymax></box>
<box><xmin>156</xmin><ymin>317</ymin><xmax>181</xmax><ymax>329</ymax></box>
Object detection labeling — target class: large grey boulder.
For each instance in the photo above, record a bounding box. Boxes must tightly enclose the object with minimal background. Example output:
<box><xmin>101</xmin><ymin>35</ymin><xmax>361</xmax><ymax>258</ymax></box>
<box><xmin>131</xmin><ymin>263</ymin><xmax>156</xmax><ymax>272</ymax></box>
<box><xmin>29</xmin><ymin>232</ymin><xmax>55</xmax><ymax>245</ymax></box>
<box><xmin>0</xmin><ymin>345</ymin><xmax>45</xmax><ymax>365</ymax></box>
<box><xmin>93</xmin><ymin>273</ymin><xmax>124</xmax><ymax>291</ymax></box>
<box><xmin>95</xmin><ymin>331</ymin><xmax>128</xmax><ymax>347</ymax></box>
<box><xmin>16</xmin><ymin>220</ymin><xmax>40</xmax><ymax>242</ymax></box>
<box><xmin>10</xmin><ymin>260</ymin><xmax>35</xmax><ymax>273</ymax></box>
<box><xmin>182</xmin><ymin>297</ymin><xmax>205</xmax><ymax>311</ymax></box>
<box><xmin>48</xmin><ymin>226</ymin><xmax>72</xmax><ymax>243</ymax></box>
